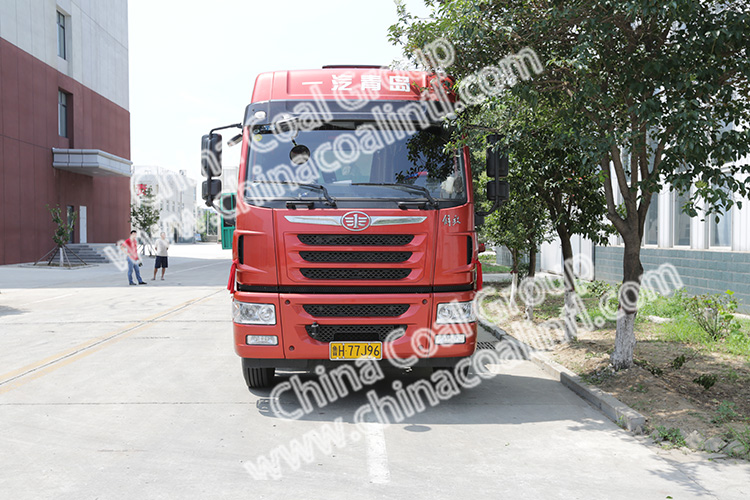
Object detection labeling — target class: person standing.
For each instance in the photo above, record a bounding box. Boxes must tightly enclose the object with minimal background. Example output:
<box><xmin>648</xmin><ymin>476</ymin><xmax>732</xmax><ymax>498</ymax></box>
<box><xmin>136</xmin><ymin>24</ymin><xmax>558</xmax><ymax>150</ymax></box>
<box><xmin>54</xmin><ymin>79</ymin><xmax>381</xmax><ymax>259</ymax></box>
<box><xmin>122</xmin><ymin>230</ymin><xmax>147</xmax><ymax>285</ymax></box>
<box><xmin>153</xmin><ymin>232</ymin><xmax>170</xmax><ymax>280</ymax></box>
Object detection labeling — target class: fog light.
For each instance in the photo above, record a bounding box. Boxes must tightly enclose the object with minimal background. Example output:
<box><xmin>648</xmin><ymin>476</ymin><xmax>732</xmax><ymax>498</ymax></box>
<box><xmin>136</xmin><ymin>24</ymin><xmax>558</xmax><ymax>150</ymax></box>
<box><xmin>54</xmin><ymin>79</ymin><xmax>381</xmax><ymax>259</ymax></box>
<box><xmin>246</xmin><ymin>335</ymin><xmax>278</xmax><ymax>346</ymax></box>
<box><xmin>435</xmin><ymin>334</ymin><xmax>466</xmax><ymax>345</ymax></box>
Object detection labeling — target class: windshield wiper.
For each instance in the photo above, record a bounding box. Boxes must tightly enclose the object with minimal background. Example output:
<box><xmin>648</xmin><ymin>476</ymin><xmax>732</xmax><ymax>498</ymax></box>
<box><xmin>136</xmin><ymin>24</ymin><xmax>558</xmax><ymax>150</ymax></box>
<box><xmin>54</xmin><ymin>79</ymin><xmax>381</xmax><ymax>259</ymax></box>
<box><xmin>352</xmin><ymin>183</ymin><xmax>438</xmax><ymax>208</ymax></box>
<box><xmin>252</xmin><ymin>181</ymin><xmax>337</xmax><ymax>207</ymax></box>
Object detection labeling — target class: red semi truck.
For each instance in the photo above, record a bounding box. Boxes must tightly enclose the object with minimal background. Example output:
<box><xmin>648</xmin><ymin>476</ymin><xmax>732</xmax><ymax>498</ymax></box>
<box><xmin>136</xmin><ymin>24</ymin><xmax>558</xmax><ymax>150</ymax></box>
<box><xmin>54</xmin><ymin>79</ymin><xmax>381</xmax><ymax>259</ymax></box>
<box><xmin>201</xmin><ymin>66</ymin><xmax>507</xmax><ymax>389</ymax></box>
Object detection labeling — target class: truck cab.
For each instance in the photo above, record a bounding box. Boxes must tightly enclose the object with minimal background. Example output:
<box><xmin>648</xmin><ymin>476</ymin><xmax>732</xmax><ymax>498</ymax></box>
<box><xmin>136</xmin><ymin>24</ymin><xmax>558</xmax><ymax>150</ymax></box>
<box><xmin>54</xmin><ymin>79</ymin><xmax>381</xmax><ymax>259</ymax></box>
<box><xmin>202</xmin><ymin>67</ymin><xmax>505</xmax><ymax>388</ymax></box>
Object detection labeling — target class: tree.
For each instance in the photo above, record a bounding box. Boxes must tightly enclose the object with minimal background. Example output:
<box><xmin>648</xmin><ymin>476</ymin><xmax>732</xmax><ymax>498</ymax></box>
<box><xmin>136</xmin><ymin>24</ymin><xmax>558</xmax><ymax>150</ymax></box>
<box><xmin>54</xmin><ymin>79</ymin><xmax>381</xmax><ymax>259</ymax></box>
<box><xmin>131</xmin><ymin>185</ymin><xmax>161</xmax><ymax>255</ymax></box>
<box><xmin>494</xmin><ymin>95</ymin><xmax>613</xmax><ymax>335</ymax></box>
<box><xmin>390</xmin><ymin>0</ymin><xmax>750</xmax><ymax>369</ymax></box>
<box><xmin>35</xmin><ymin>205</ymin><xmax>84</xmax><ymax>267</ymax></box>
<box><xmin>482</xmin><ymin>155</ymin><xmax>552</xmax><ymax>308</ymax></box>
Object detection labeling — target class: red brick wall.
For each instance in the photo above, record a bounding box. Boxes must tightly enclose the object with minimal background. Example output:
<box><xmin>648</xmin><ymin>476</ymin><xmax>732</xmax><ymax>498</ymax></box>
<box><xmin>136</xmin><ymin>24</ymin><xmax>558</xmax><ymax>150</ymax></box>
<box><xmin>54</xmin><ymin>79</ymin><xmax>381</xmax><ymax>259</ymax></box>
<box><xmin>0</xmin><ymin>37</ymin><xmax>131</xmax><ymax>265</ymax></box>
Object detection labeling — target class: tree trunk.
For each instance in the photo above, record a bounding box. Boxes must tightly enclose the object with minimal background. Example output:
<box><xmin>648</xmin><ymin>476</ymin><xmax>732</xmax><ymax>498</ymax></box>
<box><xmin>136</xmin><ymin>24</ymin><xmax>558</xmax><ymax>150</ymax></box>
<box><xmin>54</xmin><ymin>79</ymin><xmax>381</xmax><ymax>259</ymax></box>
<box><xmin>610</xmin><ymin>236</ymin><xmax>644</xmax><ymax>370</ymax></box>
<box><xmin>524</xmin><ymin>244</ymin><xmax>537</xmax><ymax>321</ymax></box>
<box><xmin>527</xmin><ymin>245</ymin><xmax>537</xmax><ymax>278</ymax></box>
<box><xmin>524</xmin><ymin>276</ymin><xmax>535</xmax><ymax>321</ymax></box>
<box><xmin>558</xmin><ymin>229</ymin><xmax>577</xmax><ymax>340</ymax></box>
<box><xmin>510</xmin><ymin>248</ymin><xmax>519</xmax><ymax>305</ymax></box>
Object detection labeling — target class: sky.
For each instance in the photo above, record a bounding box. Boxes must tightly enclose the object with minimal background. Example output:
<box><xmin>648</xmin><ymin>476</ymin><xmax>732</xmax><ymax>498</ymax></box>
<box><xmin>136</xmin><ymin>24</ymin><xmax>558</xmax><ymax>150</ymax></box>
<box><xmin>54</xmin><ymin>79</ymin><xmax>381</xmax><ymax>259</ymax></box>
<box><xmin>127</xmin><ymin>0</ymin><xmax>431</xmax><ymax>181</ymax></box>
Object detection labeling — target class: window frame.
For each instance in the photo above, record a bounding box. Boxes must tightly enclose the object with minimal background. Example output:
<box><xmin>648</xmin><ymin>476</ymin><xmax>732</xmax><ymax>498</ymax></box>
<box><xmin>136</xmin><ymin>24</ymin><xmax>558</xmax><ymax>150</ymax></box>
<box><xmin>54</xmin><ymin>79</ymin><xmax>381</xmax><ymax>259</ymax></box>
<box><xmin>643</xmin><ymin>192</ymin><xmax>659</xmax><ymax>247</ymax></box>
<box><xmin>58</xmin><ymin>90</ymin><xmax>69</xmax><ymax>138</ymax></box>
<box><xmin>708</xmin><ymin>188</ymin><xmax>733</xmax><ymax>249</ymax></box>
<box><xmin>57</xmin><ymin>11</ymin><xmax>67</xmax><ymax>60</ymax></box>
<box><xmin>672</xmin><ymin>188</ymin><xmax>692</xmax><ymax>248</ymax></box>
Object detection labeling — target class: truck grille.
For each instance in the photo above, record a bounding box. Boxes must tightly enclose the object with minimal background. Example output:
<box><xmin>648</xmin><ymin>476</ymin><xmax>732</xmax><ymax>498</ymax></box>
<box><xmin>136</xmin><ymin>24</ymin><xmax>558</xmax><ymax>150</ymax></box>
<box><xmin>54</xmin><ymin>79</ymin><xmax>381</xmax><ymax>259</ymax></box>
<box><xmin>305</xmin><ymin>324</ymin><xmax>406</xmax><ymax>343</ymax></box>
<box><xmin>303</xmin><ymin>304</ymin><xmax>409</xmax><ymax>317</ymax></box>
<box><xmin>298</xmin><ymin>234</ymin><xmax>414</xmax><ymax>246</ymax></box>
<box><xmin>300</xmin><ymin>251</ymin><xmax>411</xmax><ymax>263</ymax></box>
<box><xmin>300</xmin><ymin>268</ymin><xmax>411</xmax><ymax>280</ymax></box>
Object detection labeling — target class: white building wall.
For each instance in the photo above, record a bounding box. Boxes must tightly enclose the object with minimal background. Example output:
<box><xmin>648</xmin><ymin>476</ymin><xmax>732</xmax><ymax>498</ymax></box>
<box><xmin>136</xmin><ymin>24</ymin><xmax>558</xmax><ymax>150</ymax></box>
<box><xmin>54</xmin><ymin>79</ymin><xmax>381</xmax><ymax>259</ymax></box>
<box><xmin>131</xmin><ymin>166</ymin><xmax>198</xmax><ymax>242</ymax></box>
<box><xmin>733</xmin><ymin>173</ymin><xmax>750</xmax><ymax>252</ymax></box>
<box><xmin>538</xmin><ymin>162</ymin><xmax>750</xmax><ymax>281</ymax></box>
<box><xmin>538</xmin><ymin>234</ymin><xmax>594</xmax><ymax>280</ymax></box>
<box><xmin>0</xmin><ymin>0</ymin><xmax>129</xmax><ymax>109</ymax></box>
<box><xmin>540</xmin><ymin>239</ymin><xmax>562</xmax><ymax>275</ymax></box>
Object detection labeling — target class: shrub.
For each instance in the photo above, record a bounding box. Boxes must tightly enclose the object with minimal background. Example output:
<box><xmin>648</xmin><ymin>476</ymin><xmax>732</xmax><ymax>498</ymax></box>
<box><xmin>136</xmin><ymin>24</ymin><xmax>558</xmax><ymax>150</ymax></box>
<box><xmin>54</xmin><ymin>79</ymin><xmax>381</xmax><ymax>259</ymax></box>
<box><xmin>651</xmin><ymin>426</ymin><xmax>686</xmax><ymax>447</ymax></box>
<box><xmin>671</xmin><ymin>354</ymin><xmax>686</xmax><ymax>370</ymax></box>
<box><xmin>693</xmin><ymin>373</ymin><xmax>718</xmax><ymax>391</ymax></box>
<box><xmin>684</xmin><ymin>291</ymin><xmax>741</xmax><ymax>340</ymax></box>
<box><xmin>584</xmin><ymin>280</ymin><xmax>612</xmax><ymax>299</ymax></box>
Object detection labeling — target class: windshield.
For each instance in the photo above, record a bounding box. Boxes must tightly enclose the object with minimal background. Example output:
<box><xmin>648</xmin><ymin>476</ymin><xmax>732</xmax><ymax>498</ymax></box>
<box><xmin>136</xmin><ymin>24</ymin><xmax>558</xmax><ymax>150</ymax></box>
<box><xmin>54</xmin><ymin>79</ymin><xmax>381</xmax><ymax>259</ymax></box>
<box><xmin>243</xmin><ymin>122</ymin><xmax>467</xmax><ymax>208</ymax></box>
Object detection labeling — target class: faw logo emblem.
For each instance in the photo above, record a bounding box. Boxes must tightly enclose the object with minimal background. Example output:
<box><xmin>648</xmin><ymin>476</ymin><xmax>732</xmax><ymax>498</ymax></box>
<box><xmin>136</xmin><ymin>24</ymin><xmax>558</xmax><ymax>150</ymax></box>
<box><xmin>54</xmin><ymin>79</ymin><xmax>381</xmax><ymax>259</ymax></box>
<box><xmin>342</xmin><ymin>211</ymin><xmax>371</xmax><ymax>231</ymax></box>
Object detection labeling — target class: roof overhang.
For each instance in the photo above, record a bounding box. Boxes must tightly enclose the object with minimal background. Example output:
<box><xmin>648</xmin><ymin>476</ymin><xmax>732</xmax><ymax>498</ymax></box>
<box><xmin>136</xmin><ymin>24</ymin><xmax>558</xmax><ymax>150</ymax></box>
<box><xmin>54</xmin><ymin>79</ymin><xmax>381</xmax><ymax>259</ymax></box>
<box><xmin>52</xmin><ymin>149</ymin><xmax>133</xmax><ymax>177</ymax></box>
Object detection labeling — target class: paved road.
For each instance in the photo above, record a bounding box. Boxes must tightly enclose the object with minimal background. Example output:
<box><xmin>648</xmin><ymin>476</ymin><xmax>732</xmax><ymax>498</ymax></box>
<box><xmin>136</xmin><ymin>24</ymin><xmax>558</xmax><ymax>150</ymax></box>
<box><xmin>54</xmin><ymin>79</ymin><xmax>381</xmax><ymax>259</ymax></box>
<box><xmin>1</xmin><ymin>245</ymin><xmax>748</xmax><ymax>499</ymax></box>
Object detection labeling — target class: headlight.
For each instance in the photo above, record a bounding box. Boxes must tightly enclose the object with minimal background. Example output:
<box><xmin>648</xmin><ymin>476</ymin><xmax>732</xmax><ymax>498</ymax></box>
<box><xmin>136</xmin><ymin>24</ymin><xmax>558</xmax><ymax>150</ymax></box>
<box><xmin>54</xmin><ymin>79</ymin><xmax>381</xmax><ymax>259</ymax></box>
<box><xmin>436</xmin><ymin>301</ymin><xmax>475</xmax><ymax>324</ymax></box>
<box><xmin>233</xmin><ymin>300</ymin><xmax>276</xmax><ymax>325</ymax></box>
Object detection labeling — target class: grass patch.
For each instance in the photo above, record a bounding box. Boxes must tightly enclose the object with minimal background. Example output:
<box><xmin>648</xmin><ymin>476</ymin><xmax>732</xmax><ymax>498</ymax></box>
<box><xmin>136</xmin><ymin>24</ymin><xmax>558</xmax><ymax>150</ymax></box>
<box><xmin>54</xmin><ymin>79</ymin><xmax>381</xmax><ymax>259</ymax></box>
<box><xmin>639</xmin><ymin>289</ymin><xmax>688</xmax><ymax>318</ymax></box>
<box><xmin>650</xmin><ymin>426</ymin><xmax>686</xmax><ymax>448</ymax></box>
<box><xmin>712</xmin><ymin>401</ymin><xmax>741</xmax><ymax>424</ymax></box>
<box><xmin>478</xmin><ymin>253</ymin><xmax>496</xmax><ymax>264</ymax></box>
<box><xmin>725</xmin><ymin>427</ymin><xmax>750</xmax><ymax>459</ymax></box>
<box><xmin>654</xmin><ymin>315</ymin><xmax>750</xmax><ymax>358</ymax></box>
<box><xmin>657</xmin><ymin>315</ymin><xmax>712</xmax><ymax>343</ymax></box>
<box><xmin>477</xmin><ymin>253</ymin><xmax>511</xmax><ymax>273</ymax></box>
<box><xmin>482</xmin><ymin>263</ymin><xmax>511</xmax><ymax>273</ymax></box>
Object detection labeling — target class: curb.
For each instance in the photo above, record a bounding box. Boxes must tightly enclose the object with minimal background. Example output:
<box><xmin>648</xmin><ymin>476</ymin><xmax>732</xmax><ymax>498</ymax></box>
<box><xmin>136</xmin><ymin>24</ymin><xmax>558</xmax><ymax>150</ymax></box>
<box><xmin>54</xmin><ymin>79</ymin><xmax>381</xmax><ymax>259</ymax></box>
<box><xmin>478</xmin><ymin>316</ymin><xmax>646</xmax><ymax>434</ymax></box>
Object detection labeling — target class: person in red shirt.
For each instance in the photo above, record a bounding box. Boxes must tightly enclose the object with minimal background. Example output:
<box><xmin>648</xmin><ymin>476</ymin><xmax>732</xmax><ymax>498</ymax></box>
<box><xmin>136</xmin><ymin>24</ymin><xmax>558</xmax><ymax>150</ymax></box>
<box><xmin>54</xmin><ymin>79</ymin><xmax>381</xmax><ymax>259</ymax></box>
<box><xmin>121</xmin><ymin>230</ymin><xmax>147</xmax><ymax>285</ymax></box>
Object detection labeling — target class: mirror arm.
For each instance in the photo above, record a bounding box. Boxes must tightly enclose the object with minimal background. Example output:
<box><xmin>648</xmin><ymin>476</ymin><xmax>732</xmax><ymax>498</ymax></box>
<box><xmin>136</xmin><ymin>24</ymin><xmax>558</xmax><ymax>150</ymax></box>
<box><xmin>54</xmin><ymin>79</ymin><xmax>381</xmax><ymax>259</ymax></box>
<box><xmin>476</xmin><ymin>198</ymin><xmax>499</xmax><ymax>218</ymax></box>
<box><xmin>202</xmin><ymin>123</ymin><xmax>241</xmax><ymax>208</ymax></box>
<box><xmin>209</xmin><ymin>123</ymin><xmax>242</xmax><ymax>135</ymax></box>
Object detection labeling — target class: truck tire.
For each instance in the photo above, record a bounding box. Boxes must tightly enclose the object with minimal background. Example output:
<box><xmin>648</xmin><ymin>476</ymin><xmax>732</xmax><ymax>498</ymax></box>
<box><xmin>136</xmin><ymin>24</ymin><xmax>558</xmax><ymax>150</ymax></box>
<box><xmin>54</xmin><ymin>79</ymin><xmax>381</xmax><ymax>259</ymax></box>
<box><xmin>243</xmin><ymin>367</ymin><xmax>275</xmax><ymax>389</ymax></box>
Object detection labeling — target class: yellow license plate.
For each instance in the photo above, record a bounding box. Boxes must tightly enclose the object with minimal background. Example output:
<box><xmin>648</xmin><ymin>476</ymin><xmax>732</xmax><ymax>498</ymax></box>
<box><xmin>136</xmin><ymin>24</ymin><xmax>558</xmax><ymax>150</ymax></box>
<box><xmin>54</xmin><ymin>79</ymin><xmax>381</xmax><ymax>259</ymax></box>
<box><xmin>329</xmin><ymin>342</ymin><xmax>382</xmax><ymax>360</ymax></box>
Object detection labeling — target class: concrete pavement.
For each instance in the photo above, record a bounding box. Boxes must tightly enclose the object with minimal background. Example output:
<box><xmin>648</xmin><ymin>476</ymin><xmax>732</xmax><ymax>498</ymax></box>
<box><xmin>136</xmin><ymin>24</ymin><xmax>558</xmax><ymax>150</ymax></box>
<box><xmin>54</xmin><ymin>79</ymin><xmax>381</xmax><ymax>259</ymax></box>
<box><xmin>1</xmin><ymin>244</ymin><xmax>748</xmax><ymax>499</ymax></box>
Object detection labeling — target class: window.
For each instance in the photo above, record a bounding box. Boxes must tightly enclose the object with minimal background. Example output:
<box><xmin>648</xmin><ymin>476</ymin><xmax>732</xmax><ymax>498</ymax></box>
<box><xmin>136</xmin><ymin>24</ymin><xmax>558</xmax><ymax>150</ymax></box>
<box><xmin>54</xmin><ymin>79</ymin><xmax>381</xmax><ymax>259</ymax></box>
<box><xmin>58</xmin><ymin>90</ymin><xmax>69</xmax><ymax>137</ymax></box>
<box><xmin>710</xmin><ymin>212</ymin><xmax>732</xmax><ymax>247</ymax></box>
<box><xmin>244</xmin><ymin>123</ymin><xmax>466</xmax><ymax>209</ymax></box>
<box><xmin>673</xmin><ymin>190</ymin><xmax>691</xmax><ymax>246</ymax></box>
<box><xmin>57</xmin><ymin>11</ymin><xmax>66</xmax><ymax>59</ymax></box>
<box><xmin>644</xmin><ymin>193</ymin><xmax>658</xmax><ymax>245</ymax></box>
<box><xmin>709</xmin><ymin>186</ymin><xmax>732</xmax><ymax>248</ymax></box>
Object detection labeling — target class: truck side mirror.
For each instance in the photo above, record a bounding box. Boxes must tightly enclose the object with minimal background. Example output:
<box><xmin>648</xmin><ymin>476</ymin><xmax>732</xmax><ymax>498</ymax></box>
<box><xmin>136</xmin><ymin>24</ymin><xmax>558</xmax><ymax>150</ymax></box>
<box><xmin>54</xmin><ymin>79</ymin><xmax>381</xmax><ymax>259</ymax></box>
<box><xmin>486</xmin><ymin>179</ymin><xmax>509</xmax><ymax>202</ymax></box>
<box><xmin>477</xmin><ymin>134</ymin><xmax>509</xmax><ymax>221</ymax></box>
<box><xmin>201</xmin><ymin>133</ymin><xmax>223</xmax><ymax>178</ymax></box>
<box><xmin>485</xmin><ymin>133</ymin><xmax>509</xmax><ymax>203</ymax></box>
<box><xmin>202</xmin><ymin>179</ymin><xmax>222</xmax><ymax>206</ymax></box>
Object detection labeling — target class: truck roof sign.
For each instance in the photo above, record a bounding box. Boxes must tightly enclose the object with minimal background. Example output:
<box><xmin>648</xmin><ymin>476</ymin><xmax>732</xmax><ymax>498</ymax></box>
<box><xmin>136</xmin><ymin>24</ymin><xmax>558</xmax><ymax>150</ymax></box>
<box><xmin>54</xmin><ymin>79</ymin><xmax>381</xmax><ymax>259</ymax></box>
<box><xmin>250</xmin><ymin>68</ymin><xmax>454</xmax><ymax>104</ymax></box>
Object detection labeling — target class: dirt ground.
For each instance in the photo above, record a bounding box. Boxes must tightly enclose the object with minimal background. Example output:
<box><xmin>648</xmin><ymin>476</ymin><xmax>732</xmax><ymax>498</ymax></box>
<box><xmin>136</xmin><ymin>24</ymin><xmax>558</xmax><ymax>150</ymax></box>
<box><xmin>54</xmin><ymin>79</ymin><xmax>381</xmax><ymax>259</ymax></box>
<box><xmin>546</xmin><ymin>326</ymin><xmax>750</xmax><ymax>440</ymax></box>
<box><xmin>484</xmin><ymin>286</ymin><xmax>750</xmax><ymax>457</ymax></box>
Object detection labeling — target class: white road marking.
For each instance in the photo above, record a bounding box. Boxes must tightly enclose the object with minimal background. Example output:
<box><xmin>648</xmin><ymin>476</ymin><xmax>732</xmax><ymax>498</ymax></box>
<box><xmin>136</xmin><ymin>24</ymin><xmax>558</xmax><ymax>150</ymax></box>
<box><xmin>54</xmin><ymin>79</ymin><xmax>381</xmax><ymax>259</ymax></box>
<box><xmin>362</xmin><ymin>422</ymin><xmax>390</xmax><ymax>484</ymax></box>
<box><xmin>22</xmin><ymin>292</ymin><xmax>76</xmax><ymax>306</ymax></box>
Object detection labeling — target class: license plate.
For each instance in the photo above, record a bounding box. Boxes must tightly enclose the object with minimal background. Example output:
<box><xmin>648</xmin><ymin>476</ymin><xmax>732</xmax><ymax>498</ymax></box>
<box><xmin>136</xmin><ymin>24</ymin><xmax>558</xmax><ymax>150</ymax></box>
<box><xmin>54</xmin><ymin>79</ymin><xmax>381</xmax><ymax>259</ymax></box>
<box><xmin>329</xmin><ymin>342</ymin><xmax>382</xmax><ymax>361</ymax></box>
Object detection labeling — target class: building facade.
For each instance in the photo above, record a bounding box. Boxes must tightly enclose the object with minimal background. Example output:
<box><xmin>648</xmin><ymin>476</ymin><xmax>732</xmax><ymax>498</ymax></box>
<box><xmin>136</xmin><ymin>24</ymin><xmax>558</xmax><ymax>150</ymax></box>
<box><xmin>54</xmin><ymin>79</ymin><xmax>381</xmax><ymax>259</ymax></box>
<box><xmin>534</xmin><ymin>172</ymin><xmax>750</xmax><ymax>311</ymax></box>
<box><xmin>0</xmin><ymin>0</ymin><xmax>131</xmax><ymax>264</ymax></box>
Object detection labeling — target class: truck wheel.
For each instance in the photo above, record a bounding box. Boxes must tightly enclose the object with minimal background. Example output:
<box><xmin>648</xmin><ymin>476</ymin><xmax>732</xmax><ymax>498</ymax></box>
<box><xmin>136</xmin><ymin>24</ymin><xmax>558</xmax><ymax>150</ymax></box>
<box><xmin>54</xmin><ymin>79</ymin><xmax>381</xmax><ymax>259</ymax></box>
<box><xmin>243</xmin><ymin>367</ymin><xmax>275</xmax><ymax>389</ymax></box>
